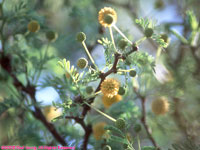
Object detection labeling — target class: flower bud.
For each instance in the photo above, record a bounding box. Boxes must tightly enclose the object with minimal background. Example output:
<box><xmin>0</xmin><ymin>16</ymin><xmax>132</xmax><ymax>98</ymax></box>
<box><xmin>77</xmin><ymin>58</ymin><xmax>88</xmax><ymax>69</ymax></box>
<box><xmin>103</xmin><ymin>14</ymin><xmax>114</xmax><ymax>25</ymax></box>
<box><xmin>129</xmin><ymin>70</ymin><xmax>136</xmax><ymax>77</ymax></box>
<box><xmin>27</xmin><ymin>20</ymin><xmax>40</xmax><ymax>33</ymax></box>
<box><xmin>103</xmin><ymin>145</ymin><xmax>112</xmax><ymax>150</ymax></box>
<box><xmin>76</xmin><ymin>32</ymin><xmax>86</xmax><ymax>42</ymax></box>
<box><xmin>145</xmin><ymin>28</ymin><xmax>153</xmax><ymax>38</ymax></box>
<box><xmin>118</xmin><ymin>87</ymin><xmax>125</xmax><ymax>95</ymax></box>
<box><xmin>154</xmin><ymin>0</ymin><xmax>164</xmax><ymax>9</ymax></box>
<box><xmin>86</xmin><ymin>86</ymin><xmax>94</xmax><ymax>94</ymax></box>
<box><xmin>123</xmin><ymin>144</ymin><xmax>128</xmax><ymax>149</ymax></box>
<box><xmin>115</xmin><ymin>118</ymin><xmax>126</xmax><ymax>130</ymax></box>
<box><xmin>118</xmin><ymin>39</ymin><xmax>128</xmax><ymax>50</ymax></box>
<box><xmin>134</xmin><ymin>124</ymin><xmax>141</xmax><ymax>133</ymax></box>
<box><xmin>46</xmin><ymin>31</ymin><xmax>58</xmax><ymax>42</ymax></box>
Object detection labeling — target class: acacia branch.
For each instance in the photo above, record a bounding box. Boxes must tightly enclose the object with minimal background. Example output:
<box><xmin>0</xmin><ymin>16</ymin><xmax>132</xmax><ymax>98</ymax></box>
<box><xmin>73</xmin><ymin>50</ymin><xmax>137</xmax><ymax>150</ymax></box>
<box><xmin>172</xmin><ymin>98</ymin><xmax>188</xmax><ymax>137</ymax></box>
<box><xmin>102</xmin><ymin>0</ymin><xmax>158</xmax><ymax>50</ymax></box>
<box><xmin>0</xmin><ymin>54</ymin><xmax>67</xmax><ymax>146</ymax></box>
<box><xmin>134</xmin><ymin>88</ymin><xmax>159</xmax><ymax>149</ymax></box>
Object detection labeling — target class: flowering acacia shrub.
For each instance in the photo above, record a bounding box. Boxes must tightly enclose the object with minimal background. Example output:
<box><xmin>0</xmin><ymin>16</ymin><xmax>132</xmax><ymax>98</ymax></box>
<box><xmin>0</xmin><ymin>0</ymin><xmax>200</xmax><ymax>150</ymax></box>
<box><xmin>56</xmin><ymin>7</ymin><xmax>169</xmax><ymax>150</ymax></box>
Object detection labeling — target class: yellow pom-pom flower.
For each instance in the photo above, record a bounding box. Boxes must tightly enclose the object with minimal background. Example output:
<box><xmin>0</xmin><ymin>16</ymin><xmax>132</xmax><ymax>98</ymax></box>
<box><xmin>102</xmin><ymin>94</ymin><xmax>122</xmax><ymax>108</ymax></box>
<box><xmin>151</xmin><ymin>98</ymin><xmax>169</xmax><ymax>115</ymax></box>
<box><xmin>100</xmin><ymin>78</ymin><xmax>120</xmax><ymax>98</ymax></box>
<box><xmin>27</xmin><ymin>20</ymin><xmax>40</xmax><ymax>33</ymax></box>
<box><xmin>98</xmin><ymin>7</ymin><xmax>117</xmax><ymax>27</ymax></box>
<box><xmin>93</xmin><ymin>122</ymin><xmax>107</xmax><ymax>140</ymax></box>
<box><xmin>43</xmin><ymin>106</ymin><xmax>62</xmax><ymax>122</ymax></box>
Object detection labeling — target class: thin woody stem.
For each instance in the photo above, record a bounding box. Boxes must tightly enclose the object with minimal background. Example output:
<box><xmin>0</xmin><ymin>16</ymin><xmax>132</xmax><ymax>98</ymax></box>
<box><xmin>134</xmin><ymin>88</ymin><xmax>159</xmax><ymax>149</ymax></box>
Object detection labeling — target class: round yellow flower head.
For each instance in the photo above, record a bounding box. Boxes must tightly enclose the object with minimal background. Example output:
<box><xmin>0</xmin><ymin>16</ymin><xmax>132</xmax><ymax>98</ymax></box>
<box><xmin>102</xmin><ymin>94</ymin><xmax>122</xmax><ymax>108</ymax></box>
<box><xmin>93</xmin><ymin>122</ymin><xmax>107</xmax><ymax>140</ymax></box>
<box><xmin>151</xmin><ymin>97</ymin><xmax>169</xmax><ymax>115</ymax></box>
<box><xmin>43</xmin><ymin>106</ymin><xmax>62</xmax><ymax>122</ymax></box>
<box><xmin>27</xmin><ymin>20</ymin><xmax>40</xmax><ymax>33</ymax></box>
<box><xmin>98</xmin><ymin>7</ymin><xmax>117</xmax><ymax>27</ymax></box>
<box><xmin>100</xmin><ymin>78</ymin><xmax>120</xmax><ymax>98</ymax></box>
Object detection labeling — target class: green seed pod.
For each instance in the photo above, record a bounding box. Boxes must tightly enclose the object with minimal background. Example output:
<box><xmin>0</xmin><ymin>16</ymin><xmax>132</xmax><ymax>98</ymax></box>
<box><xmin>103</xmin><ymin>145</ymin><xmax>112</xmax><ymax>150</ymax></box>
<box><xmin>115</xmin><ymin>118</ymin><xmax>126</xmax><ymax>130</ymax></box>
<box><xmin>118</xmin><ymin>87</ymin><xmax>125</xmax><ymax>95</ymax></box>
<box><xmin>86</xmin><ymin>86</ymin><xmax>94</xmax><ymax>94</ymax></box>
<box><xmin>129</xmin><ymin>70</ymin><xmax>136</xmax><ymax>77</ymax></box>
<box><xmin>134</xmin><ymin>124</ymin><xmax>141</xmax><ymax>133</ymax></box>
<box><xmin>144</xmin><ymin>28</ymin><xmax>153</xmax><ymax>38</ymax></box>
<box><xmin>76</xmin><ymin>32</ymin><xmax>86</xmax><ymax>42</ymax></box>
<box><xmin>77</xmin><ymin>58</ymin><xmax>88</xmax><ymax>69</ymax></box>
<box><xmin>27</xmin><ymin>20</ymin><xmax>40</xmax><ymax>33</ymax></box>
<box><xmin>118</xmin><ymin>39</ymin><xmax>128</xmax><ymax>50</ymax></box>
<box><xmin>46</xmin><ymin>31</ymin><xmax>58</xmax><ymax>42</ymax></box>
<box><xmin>103</xmin><ymin>14</ymin><xmax>114</xmax><ymax>25</ymax></box>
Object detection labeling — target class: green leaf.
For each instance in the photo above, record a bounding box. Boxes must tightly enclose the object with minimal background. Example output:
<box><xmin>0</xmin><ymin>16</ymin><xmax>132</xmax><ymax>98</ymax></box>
<box><xmin>0</xmin><ymin>102</ymin><xmax>9</xmax><ymax>116</ymax></box>
<box><xmin>142</xmin><ymin>146</ymin><xmax>156</xmax><ymax>150</ymax></box>
<box><xmin>104</xmin><ymin>125</ymin><xmax>125</xmax><ymax>137</ymax></box>
<box><xmin>110</xmin><ymin>135</ymin><xmax>128</xmax><ymax>144</ymax></box>
<box><xmin>186</xmin><ymin>10</ymin><xmax>199</xmax><ymax>31</ymax></box>
<box><xmin>151</xmin><ymin>34</ymin><xmax>168</xmax><ymax>48</ymax></box>
<box><xmin>57</xmin><ymin>60</ymin><xmax>64</xmax><ymax>68</ymax></box>
<box><xmin>66</xmin><ymin>60</ymin><xmax>70</xmax><ymax>71</ymax></box>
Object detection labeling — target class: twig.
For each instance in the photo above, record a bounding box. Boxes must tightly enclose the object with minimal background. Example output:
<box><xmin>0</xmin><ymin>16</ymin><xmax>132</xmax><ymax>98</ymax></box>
<box><xmin>134</xmin><ymin>88</ymin><xmax>159</xmax><ymax>148</ymax></box>
<box><xmin>65</xmin><ymin>116</ymin><xmax>92</xmax><ymax>150</ymax></box>
<box><xmin>0</xmin><ymin>55</ymin><xmax>67</xmax><ymax>146</ymax></box>
<box><xmin>73</xmin><ymin>52</ymin><xmax>127</xmax><ymax>149</ymax></box>
<box><xmin>103</xmin><ymin>0</ymin><xmax>158</xmax><ymax>50</ymax></box>
<box><xmin>172</xmin><ymin>98</ymin><xmax>188</xmax><ymax>137</ymax></box>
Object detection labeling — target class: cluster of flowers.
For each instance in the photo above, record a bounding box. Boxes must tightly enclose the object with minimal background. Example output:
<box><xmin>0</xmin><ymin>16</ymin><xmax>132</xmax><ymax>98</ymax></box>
<box><xmin>91</xmin><ymin>7</ymin><xmax>170</xmax><ymax>142</ymax></box>
<box><xmin>41</xmin><ymin>7</ymin><xmax>169</xmax><ymax>143</ymax></box>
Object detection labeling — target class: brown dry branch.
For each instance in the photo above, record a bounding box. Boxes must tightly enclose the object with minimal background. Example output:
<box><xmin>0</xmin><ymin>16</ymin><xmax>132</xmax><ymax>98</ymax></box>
<box><xmin>134</xmin><ymin>88</ymin><xmax>159</xmax><ymax>149</ymax></box>
<box><xmin>0</xmin><ymin>53</ymin><xmax>67</xmax><ymax>146</ymax></box>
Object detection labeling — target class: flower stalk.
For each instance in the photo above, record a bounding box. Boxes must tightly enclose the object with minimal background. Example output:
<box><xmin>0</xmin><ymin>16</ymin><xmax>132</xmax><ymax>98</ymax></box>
<box><xmin>82</xmin><ymin>41</ymin><xmax>99</xmax><ymax>70</ymax></box>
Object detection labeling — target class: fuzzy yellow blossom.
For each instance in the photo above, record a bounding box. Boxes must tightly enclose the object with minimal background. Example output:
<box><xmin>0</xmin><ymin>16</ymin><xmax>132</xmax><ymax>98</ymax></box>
<box><xmin>102</xmin><ymin>94</ymin><xmax>122</xmax><ymax>108</ymax></box>
<box><xmin>98</xmin><ymin>7</ymin><xmax>117</xmax><ymax>27</ymax></box>
<box><xmin>43</xmin><ymin>106</ymin><xmax>62</xmax><ymax>122</ymax></box>
<box><xmin>92</xmin><ymin>122</ymin><xmax>107</xmax><ymax>140</ymax></box>
<box><xmin>151</xmin><ymin>97</ymin><xmax>169</xmax><ymax>115</ymax></box>
<box><xmin>100</xmin><ymin>78</ymin><xmax>120</xmax><ymax>98</ymax></box>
